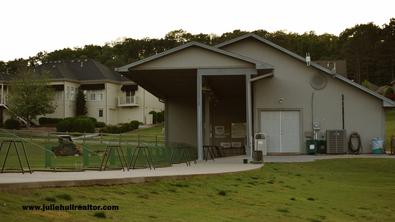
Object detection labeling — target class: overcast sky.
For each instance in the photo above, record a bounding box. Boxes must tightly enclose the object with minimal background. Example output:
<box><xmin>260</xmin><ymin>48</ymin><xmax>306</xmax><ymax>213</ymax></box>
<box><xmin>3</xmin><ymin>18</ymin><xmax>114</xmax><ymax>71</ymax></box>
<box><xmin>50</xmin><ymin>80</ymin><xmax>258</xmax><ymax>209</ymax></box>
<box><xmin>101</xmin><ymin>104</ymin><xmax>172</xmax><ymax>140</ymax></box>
<box><xmin>1</xmin><ymin>0</ymin><xmax>394</xmax><ymax>61</ymax></box>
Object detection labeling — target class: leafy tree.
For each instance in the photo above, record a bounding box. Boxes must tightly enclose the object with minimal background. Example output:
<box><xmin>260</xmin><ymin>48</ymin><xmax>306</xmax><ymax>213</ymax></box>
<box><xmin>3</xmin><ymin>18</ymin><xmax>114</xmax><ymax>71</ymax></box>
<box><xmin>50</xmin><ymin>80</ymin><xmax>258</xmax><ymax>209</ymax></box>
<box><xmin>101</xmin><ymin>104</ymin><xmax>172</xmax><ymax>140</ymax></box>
<box><xmin>339</xmin><ymin>23</ymin><xmax>382</xmax><ymax>83</ymax></box>
<box><xmin>7</xmin><ymin>70</ymin><xmax>55</xmax><ymax>127</ymax></box>
<box><xmin>2</xmin><ymin>18</ymin><xmax>395</xmax><ymax>85</ymax></box>
<box><xmin>76</xmin><ymin>89</ymin><xmax>87</xmax><ymax>116</ymax></box>
<box><xmin>0</xmin><ymin>61</ymin><xmax>6</xmax><ymax>72</ymax></box>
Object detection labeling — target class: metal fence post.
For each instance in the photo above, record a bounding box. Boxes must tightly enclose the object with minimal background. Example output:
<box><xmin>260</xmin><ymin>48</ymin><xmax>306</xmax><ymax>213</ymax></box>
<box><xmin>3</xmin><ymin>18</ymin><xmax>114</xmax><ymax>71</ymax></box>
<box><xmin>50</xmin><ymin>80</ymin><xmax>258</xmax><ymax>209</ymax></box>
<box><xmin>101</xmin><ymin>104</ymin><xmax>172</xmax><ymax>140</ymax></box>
<box><xmin>127</xmin><ymin>146</ymin><xmax>132</xmax><ymax>166</ymax></box>
<box><xmin>109</xmin><ymin>146</ymin><xmax>116</xmax><ymax>166</ymax></box>
<box><xmin>44</xmin><ymin>145</ymin><xmax>52</xmax><ymax>168</ymax></box>
<box><xmin>82</xmin><ymin>145</ymin><xmax>89</xmax><ymax>168</ymax></box>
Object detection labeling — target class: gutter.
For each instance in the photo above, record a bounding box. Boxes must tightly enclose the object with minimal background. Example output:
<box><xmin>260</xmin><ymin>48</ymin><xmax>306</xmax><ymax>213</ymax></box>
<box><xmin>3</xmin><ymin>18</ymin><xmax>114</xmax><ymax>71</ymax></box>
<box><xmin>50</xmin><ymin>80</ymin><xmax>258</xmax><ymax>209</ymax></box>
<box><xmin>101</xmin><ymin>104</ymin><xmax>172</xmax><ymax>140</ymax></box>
<box><xmin>250</xmin><ymin>73</ymin><xmax>273</xmax><ymax>82</ymax></box>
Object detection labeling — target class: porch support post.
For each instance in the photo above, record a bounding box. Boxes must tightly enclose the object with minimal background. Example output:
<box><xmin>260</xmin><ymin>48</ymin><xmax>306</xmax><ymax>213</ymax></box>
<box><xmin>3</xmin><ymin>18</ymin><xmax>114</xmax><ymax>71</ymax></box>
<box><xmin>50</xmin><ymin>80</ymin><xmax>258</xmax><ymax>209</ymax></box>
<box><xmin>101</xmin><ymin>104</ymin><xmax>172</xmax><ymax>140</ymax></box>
<box><xmin>245</xmin><ymin>74</ymin><xmax>253</xmax><ymax>160</ymax></box>
<box><xmin>1</xmin><ymin>84</ymin><xmax>3</xmax><ymax>104</ymax></box>
<box><xmin>164</xmin><ymin>100</ymin><xmax>169</xmax><ymax>147</ymax></box>
<box><xmin>196</xmin><ymin>72</ymin><xmax>203</xmax><ymax>161</ymax></box>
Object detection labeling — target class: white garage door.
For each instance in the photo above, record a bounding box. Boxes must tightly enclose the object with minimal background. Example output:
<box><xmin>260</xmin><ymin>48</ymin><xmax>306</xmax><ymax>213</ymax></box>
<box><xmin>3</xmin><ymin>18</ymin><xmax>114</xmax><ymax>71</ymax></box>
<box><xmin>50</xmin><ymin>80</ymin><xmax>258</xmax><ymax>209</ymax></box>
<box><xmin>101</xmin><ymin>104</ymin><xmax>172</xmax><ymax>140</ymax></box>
<box><xmin>260</xmin><ymin>111</ymin><xmax>300</xmax><ymax>153</ymax></box>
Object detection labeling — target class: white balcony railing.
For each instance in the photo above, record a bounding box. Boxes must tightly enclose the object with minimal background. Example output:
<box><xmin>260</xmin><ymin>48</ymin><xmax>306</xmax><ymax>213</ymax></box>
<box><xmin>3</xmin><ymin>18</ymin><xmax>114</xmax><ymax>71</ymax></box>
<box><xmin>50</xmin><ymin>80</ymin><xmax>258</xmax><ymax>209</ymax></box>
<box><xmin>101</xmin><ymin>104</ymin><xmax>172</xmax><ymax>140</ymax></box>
<box><xmin>117</xmin><ymin>95</ymin><xmax>139</xmax><ymax>107</ymax></box>
<box><xmin>0</xmin><ymin>84</ymin><xmax>7</xmax><ymax>106</ymax></box>
<box><xmin>0</xmin><ymin>94</ymin><xmax>6</xmax><ymax>105</ymax></box>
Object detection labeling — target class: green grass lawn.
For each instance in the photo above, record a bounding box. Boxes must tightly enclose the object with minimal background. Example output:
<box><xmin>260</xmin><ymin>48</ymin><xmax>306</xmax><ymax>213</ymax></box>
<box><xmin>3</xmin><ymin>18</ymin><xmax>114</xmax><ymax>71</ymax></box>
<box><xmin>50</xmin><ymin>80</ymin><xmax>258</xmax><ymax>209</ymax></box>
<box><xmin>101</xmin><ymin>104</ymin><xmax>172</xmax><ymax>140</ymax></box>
<box><xmin>98</xmin><ymin>125</ymin><xmax>165</xmax><ymax>145</ymax></box>
<box><xmin>0</xmin><ymin>158</ymin><xmax>394</xmax><ymax>222</ymax></box>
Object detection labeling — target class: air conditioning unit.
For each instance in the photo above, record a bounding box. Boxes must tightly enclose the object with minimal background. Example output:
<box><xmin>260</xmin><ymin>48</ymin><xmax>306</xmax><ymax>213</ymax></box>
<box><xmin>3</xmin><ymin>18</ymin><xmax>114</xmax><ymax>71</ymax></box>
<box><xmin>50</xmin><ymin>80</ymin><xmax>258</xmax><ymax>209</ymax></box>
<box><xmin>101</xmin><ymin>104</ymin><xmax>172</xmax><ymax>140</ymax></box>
<box><xmin>326</xmin><ymin>130</ymin><xmax>347</xmax><ymax>154</ymax></box>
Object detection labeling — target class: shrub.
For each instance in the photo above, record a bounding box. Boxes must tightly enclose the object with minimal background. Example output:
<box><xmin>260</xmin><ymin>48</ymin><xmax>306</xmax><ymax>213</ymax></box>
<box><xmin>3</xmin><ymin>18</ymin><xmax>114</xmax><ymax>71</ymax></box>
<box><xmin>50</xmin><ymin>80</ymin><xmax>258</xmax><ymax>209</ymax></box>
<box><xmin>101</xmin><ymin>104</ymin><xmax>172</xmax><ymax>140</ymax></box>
<box><xmin>95</xmin><ymin>121</ymin><xmax>106</xmax><ymax>128</ymax></box>
<box><xmin>56</xmin><ymin>117</ymin><xmax>95</xmax><ymax>133</ymax></box>
<box><xmin>129</xmin><ymin>120</ymin><xmax>140</xmax><ymax>130</ymax></box>
<box><xmin>4</xmin><ymin>118</ymin><xmax>21</xmax><ymax>129</ymax></box>
<box><xmin>39</xmin><ymin>117</ymin><xmax>63</xmax><ymax>125</ymax></box>
<box><xmin>121</xmin><ymin>123</ymin><xmax>132</xmax><ymax>132</ymax></box>
<box><xmin>71</xmin><ymin>117</ymin><xmax>95</xmax><ymax>133</ymax></box>
<box><xmin>86</xmin><ymin>117</ymin><xmax>97</xmax><ymax>125</ymax></box>
<box><xmin>102</xmin><ymin>125</ymin><xmax>122</xmax><ymax>134</ymax></box>
<box><xmin>156</xmin><ymin>111</ymin><xmax>164</xmax><ymax>123</ymax></box>
<box><xmin>149</xmin><ymin>111</ymin><xmax>164</xmax><ymax>124</ymax></box>
<box><xmin>101</xmin><ymin>121</ymin><xmax>139</xmax><ymax>134</ymax></box>
<box><xmin>56</xmin><ymin>118</ymin><xmax>73</xmax><ymax>132</ymax></box>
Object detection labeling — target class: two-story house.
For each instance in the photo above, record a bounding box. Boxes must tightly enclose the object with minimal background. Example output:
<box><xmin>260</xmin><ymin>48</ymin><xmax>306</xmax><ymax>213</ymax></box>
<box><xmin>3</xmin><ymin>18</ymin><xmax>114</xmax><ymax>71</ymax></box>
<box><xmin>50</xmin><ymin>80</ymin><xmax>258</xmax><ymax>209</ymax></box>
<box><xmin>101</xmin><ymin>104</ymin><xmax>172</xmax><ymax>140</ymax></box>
<box><xmin>0</xmin><ymin>59</ymin><xmax>163</xmax><ymax>125</ymax></box>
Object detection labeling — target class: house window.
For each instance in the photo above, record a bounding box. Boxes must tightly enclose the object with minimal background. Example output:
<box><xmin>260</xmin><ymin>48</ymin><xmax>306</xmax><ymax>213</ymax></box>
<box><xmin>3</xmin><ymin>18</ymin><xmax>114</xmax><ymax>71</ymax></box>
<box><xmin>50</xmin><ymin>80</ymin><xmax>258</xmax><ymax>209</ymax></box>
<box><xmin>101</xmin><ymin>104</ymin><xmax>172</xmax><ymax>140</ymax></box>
<box><xmin>125</xmin><ymin>90</ymin><xmax>135</xmax><ymax>97</ymax></box>
<box><xmin>98</xmin><ymin>109</ymin><xmax>103</xmax><ymax>117</ymax></box>
<box><xmin>125</xmin><ymin>90</ymin><xmax>135</xmax><ymax>103</ymax></box>
<box><xmin>66</xmin><ymin>86</ymin><xmax>69</xmax><ymax>100</ymax></box>
<box><xmin>70</xmin><ymin>87</ymin><xmax>75</xmax><ymax>101</ymax></box>
<box><xmin>86</xmin><ymin>90</ymin><xmax>103</xmax><ymax>101</ymax></box>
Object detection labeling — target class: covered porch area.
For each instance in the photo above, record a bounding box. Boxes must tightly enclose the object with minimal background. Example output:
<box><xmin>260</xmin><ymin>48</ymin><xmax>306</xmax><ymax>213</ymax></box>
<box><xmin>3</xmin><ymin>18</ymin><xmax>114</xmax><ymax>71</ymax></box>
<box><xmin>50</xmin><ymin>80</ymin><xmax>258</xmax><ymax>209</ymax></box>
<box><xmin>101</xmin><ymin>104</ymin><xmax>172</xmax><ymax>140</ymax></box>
<box><xmin>117</xmin><ymin>42</ymin><xmax>273</xmax><ymax>160</ymax></box>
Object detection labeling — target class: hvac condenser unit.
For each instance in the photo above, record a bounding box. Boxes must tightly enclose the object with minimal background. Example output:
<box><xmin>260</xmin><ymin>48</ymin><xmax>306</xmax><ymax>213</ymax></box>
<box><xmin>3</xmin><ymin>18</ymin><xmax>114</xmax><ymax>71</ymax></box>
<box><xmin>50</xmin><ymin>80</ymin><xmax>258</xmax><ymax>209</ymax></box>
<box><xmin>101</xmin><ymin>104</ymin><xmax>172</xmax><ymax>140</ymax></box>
<box><xmin>326</xmin><ymin>130</ymin><xmax>347</xmax><ymax>154</ymax></box>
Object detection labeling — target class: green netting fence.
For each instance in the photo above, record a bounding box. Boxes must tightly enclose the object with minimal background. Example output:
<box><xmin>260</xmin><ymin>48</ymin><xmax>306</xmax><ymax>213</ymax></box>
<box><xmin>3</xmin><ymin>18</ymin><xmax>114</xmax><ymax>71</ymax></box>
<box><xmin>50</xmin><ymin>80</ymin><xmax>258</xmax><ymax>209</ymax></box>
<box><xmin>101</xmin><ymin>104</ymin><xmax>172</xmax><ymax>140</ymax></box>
<box><xmin>0</xmin><ymin>129</ymin><xmax>197</xmax><ymax>172</ymax></box>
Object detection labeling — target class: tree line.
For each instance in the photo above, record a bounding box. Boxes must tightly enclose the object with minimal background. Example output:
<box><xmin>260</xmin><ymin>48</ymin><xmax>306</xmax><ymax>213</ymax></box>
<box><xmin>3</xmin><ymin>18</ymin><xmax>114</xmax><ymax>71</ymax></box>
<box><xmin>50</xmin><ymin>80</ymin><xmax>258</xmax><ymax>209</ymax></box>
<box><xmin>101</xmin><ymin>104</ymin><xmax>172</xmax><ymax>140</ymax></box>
<box><xmin>1</xmin><ymin>18</ymin><xmax>394</xmax><ymax>85</ymax></box>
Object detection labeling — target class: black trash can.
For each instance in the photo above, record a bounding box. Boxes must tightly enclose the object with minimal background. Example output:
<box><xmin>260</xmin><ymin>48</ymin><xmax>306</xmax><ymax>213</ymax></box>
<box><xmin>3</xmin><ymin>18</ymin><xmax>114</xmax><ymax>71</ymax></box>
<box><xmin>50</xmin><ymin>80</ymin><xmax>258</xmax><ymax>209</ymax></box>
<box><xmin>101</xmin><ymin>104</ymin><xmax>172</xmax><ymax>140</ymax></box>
<box><xmin>306</xmin><ymin>140</ymin><xmax>317</xmax><ymax>154</ymax></box>
<box><xmin>253</xmin><ymin>150</ymin><xmax>263</xmax><ymax>162</ymax></box>
<box><xmin>316</xmin><ymin>140</ymin><xmax>327</xmax><ymax>154</ymax></box>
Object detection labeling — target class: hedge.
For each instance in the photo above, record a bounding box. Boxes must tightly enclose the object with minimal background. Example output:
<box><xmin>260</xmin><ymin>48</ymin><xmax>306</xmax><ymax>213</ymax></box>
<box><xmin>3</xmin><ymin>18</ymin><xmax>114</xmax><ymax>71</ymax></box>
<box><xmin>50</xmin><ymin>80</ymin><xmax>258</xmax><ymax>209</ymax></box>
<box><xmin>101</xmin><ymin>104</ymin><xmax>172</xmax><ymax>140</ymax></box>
<box><xmin>101</xmin><ymin>120</ymin><xmax>141</xmax><ymax>134</ymax></box>
<box><xmin>56</xmin><ymin>117</ymin><xmax>95</xmax><ymax>133</ymax></box>
<box><xmin>4</xmin><ymin>119</ymin><xmax>21</xmax><ymax>129</ymax></box>
<box><xmin>95</xmin><ymin>122</ymin><xmax>106</xmax><ymax>128</ymax></box>
<box><xmin>39</xmin><ymin>117</ymin><xmax>63</xmax><ymax>125</ymax></box>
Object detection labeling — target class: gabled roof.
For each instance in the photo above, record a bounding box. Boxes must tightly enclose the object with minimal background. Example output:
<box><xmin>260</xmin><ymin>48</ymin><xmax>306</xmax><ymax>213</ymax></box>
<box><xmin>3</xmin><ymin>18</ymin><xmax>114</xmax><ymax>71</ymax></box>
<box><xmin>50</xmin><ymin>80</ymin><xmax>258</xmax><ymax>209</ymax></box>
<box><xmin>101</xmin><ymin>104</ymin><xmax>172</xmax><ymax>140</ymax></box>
<box><xmin>116</xmin><ymin>41</ymin><xmax>274</xmax><ymax>72</ymax></box>
<box><xmin>0</xmin><ymin>59</ymin><xmax>133</xmax><ymax>84</ymax></box>
<box><xmin>36</xmin><ymin>59</ymin><xmax>130</xmax><ymax>82</ymax></box>
<box><xmin>216</xmin><ymin>33</ymin><xmax>395</xmax><ymax>107</ymax></box>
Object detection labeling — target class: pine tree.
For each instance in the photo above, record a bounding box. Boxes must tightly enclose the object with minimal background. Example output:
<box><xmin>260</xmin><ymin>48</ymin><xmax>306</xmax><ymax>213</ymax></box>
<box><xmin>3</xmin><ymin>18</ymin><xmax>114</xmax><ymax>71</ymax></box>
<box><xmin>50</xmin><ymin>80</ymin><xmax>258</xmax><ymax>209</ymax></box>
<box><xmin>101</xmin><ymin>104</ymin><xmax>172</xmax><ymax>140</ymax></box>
<box><xmin>76</xmin><ymin>89</ymin><xmax>87</xmax><ymax>116</ymax></box>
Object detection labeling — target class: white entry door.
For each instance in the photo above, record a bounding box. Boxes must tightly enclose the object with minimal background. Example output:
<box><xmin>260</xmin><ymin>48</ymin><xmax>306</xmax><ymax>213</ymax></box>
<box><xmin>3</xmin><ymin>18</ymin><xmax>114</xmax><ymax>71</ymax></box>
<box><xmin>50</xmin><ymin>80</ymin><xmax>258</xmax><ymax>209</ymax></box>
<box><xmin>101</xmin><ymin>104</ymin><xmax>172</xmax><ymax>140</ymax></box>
<box><xmin>260</xmin><ymin>111</ymin><xmax>300</xmax><ymax>153</ymax></box>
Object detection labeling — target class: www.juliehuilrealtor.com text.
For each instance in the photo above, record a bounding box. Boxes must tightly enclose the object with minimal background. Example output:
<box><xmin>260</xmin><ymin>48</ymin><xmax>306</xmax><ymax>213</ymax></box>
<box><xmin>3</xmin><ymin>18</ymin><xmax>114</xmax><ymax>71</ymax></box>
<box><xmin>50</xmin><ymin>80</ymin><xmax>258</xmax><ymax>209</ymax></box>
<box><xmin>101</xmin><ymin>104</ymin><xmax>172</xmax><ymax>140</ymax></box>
<box><xmin>21</xmin><ymin>203</ymin><xmax>119</xmax><ymax>211</ymax></box>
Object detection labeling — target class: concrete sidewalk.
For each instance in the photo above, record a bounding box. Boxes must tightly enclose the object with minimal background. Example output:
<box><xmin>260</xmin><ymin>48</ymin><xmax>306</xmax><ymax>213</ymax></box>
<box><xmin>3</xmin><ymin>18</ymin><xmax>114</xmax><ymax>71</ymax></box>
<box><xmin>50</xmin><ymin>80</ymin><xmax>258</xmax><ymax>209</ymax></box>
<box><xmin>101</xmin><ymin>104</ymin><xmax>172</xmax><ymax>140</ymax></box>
<box><xmin>1</xmin><ymin>154</ymin><xmax>393</xmax><ymax>190</ymax></box>
<box><xmin>0</xmin><ymin>156</ymin><xmax>262</xmax><ymax>190</ymax></box>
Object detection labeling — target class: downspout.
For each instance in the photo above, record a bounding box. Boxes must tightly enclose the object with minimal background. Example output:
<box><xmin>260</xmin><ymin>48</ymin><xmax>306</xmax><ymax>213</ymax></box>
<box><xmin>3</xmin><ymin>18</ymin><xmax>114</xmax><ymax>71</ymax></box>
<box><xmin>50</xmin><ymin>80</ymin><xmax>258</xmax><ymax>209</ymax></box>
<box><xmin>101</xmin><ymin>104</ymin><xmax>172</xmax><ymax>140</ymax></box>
<box><xmin>311</xmin><ymin>92</ymin><xmax>315</xmax><ymax>135</ymax></box>
<box><xmin>105</xmin><ymin>83</ymin><xmax>108</xmax><ymax>125</ymax></box>
<box><xmin>143</xmin><ymin>88</ymin><xmax>146</xmax><ymax>124</ymax></box>
<box><xmin>341</xmin><ymin>94</ymin><xmax>345</xmax><ymax>130</ymax></box>
<box><xmin>64</xmin><ymin>81</ymin><xmax>66</xmax><ymax>118</ymax></box>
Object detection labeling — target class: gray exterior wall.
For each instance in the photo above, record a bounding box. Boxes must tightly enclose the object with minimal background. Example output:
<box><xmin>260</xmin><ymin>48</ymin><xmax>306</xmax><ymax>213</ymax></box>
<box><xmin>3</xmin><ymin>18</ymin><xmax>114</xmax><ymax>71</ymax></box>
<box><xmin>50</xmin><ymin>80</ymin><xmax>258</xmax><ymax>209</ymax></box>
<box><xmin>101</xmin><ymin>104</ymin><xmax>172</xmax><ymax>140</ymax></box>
<box><xmin>222</xmin><ymin>38</ymin><xmax>385</xmax><ymax>153</ymax></box>
<box><xmin>166</xmin><ymin>97</ymin><xmax>197</xmax><ymax>146</ymax></box>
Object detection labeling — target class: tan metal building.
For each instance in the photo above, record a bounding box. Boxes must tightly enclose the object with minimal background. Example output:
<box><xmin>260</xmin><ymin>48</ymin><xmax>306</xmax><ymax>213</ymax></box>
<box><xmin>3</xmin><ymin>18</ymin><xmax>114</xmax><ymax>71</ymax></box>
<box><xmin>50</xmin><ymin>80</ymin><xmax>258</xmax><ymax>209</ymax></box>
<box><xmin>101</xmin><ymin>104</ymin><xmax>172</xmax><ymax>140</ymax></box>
<box><xmin>117</xmin><ymin>33</ymin><xmax>394</xmax><ymax>160</ymax></box>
